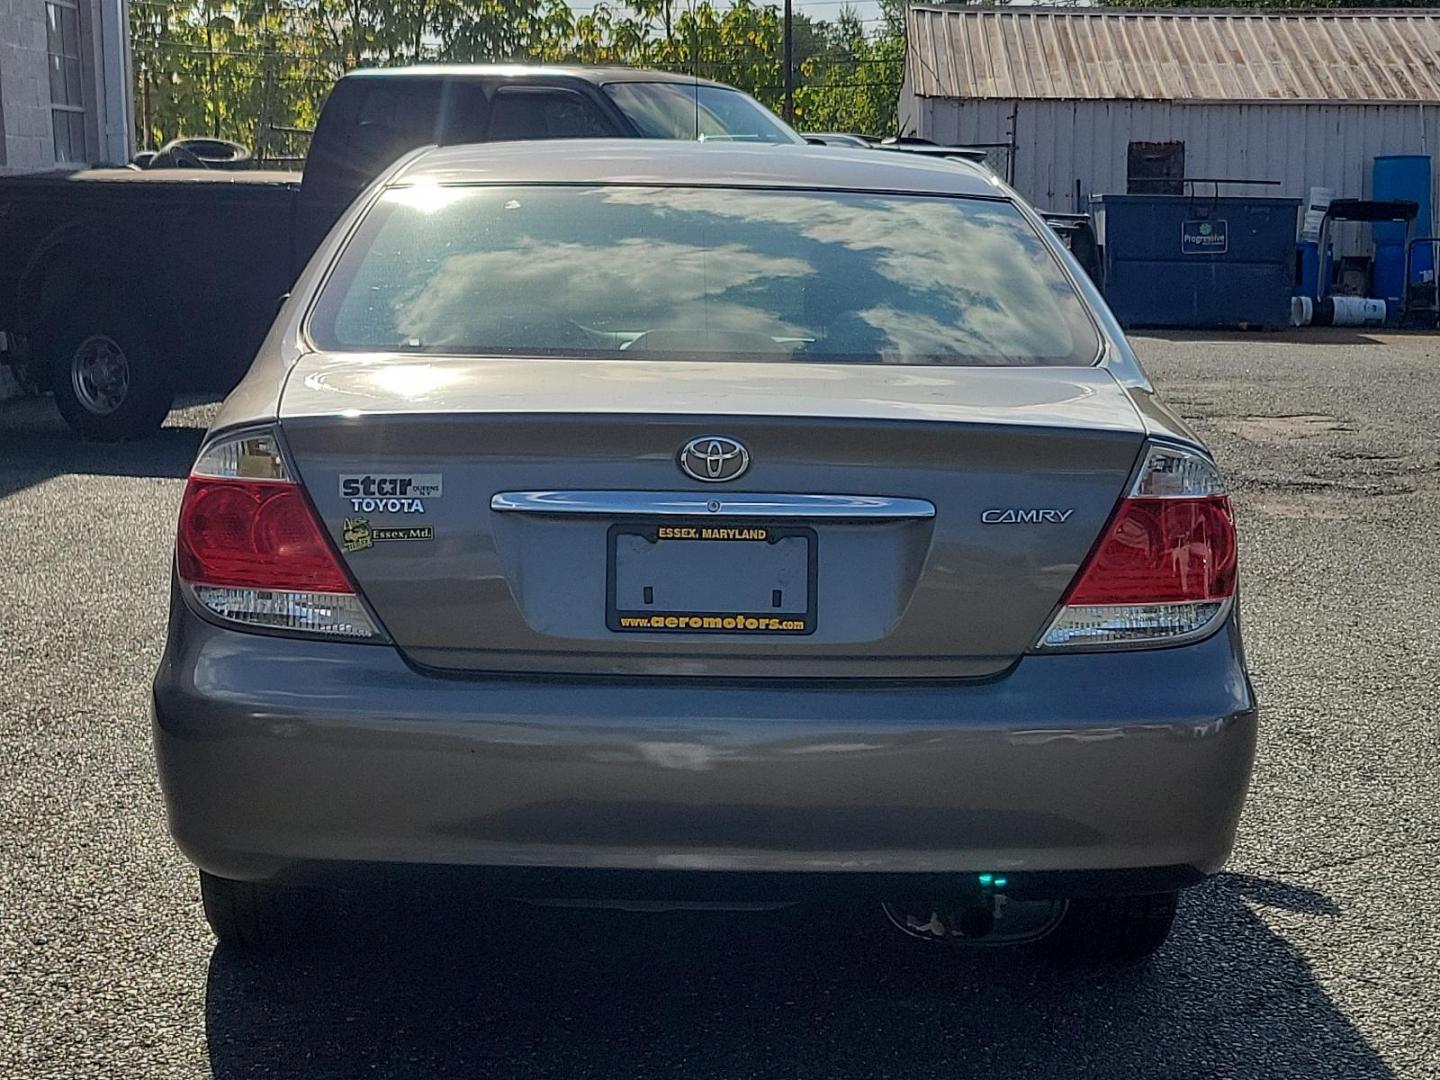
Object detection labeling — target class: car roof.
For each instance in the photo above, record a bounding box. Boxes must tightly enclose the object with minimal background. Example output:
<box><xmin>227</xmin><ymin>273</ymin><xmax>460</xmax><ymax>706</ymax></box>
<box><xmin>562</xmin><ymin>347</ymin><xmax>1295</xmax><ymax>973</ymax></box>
<box><xmin>343</xmin><ymin>64</ymin><xmax>734</xmax><ymax>89</ymax></box>
<box><xmin>397</xmin><ymin>140</ymin><xmax>1004</xmax><ymax>197</ymax></box>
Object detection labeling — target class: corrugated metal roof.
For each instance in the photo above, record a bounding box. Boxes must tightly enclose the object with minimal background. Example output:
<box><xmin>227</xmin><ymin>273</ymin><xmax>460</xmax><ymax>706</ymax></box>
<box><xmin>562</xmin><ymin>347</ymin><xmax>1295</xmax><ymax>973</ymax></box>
<box><xmin>907</xmin><ymin>6</ymin><xmax>1440</xmax><ymax>104</ymax></box>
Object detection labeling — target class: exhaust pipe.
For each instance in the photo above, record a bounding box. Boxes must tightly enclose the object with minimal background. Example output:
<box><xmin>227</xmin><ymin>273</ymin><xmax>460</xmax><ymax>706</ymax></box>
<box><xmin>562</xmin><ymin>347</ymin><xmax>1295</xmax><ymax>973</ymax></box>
<box><xmin>881</xmin><ymin>897</ymin><xmax>1066</xmax><ymax>946</ymax></box>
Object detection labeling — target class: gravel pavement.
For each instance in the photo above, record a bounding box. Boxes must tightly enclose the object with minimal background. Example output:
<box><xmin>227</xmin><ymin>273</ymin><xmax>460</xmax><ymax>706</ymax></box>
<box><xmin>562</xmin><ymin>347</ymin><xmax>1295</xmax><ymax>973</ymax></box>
<box><xmin>1</xmin><ymin>330</ymin><xmax>1437</xmax><ymax>1079</ymax></box>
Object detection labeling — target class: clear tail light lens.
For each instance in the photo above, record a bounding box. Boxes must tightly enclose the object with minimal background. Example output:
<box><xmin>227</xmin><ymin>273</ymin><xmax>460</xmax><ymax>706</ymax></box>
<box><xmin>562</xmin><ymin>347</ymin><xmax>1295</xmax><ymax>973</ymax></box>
<box><xmin>176</xmin><ymin>429</ymin><xmax>381</xmax><ymax>640</ymax></box>
<box><xmin>1039</xmin><ymin>443</ymin><xmax>1237</xmax><ymax>649</ymax></box>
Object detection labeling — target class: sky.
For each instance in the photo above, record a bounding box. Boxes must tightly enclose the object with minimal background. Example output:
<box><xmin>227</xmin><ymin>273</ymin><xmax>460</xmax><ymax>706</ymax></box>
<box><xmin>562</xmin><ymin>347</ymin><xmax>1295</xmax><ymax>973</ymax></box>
<box><xmin>790</xmin><ymin>0</ymin><xmax>886</xmax><ymax>26</ymax></box>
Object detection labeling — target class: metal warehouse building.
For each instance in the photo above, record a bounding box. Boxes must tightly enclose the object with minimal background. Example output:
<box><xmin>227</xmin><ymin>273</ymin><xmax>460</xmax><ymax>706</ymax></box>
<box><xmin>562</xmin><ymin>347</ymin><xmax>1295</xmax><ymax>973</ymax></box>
<box><xmin>899</xmin><ymin>5</ymin><xmax>1440</xmax><ymax>252</ymax></box>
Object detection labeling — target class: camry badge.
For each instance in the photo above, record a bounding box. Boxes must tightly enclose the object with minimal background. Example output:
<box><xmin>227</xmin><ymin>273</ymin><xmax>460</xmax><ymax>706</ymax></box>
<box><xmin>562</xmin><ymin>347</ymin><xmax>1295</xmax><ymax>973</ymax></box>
<box><xmin>679</xmin><ymin>436</ymin><xmax>750</xmax><ymax>483</ymax></box>
<box><xmin>982</xmin><ymin>508</ymin><xmax>1075</xmax><ymax>524</ymax></box>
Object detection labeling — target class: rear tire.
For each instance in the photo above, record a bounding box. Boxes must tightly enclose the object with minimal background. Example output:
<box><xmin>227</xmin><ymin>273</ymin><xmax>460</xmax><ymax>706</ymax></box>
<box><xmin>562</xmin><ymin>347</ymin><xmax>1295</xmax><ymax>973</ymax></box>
<box><xmin>46</xmin><ymin>298</ymin><xmax>174</xmax><ymax>440</ymax></box>
<box><xmin>1040</xmin><ymin>891</ymin><xmax>1179</xmax><ymax>964</ymax></box>
<box><xmin>199</xmin><ymin>871</ymin><xmax>330</xmax><ymax>952</ymax></box>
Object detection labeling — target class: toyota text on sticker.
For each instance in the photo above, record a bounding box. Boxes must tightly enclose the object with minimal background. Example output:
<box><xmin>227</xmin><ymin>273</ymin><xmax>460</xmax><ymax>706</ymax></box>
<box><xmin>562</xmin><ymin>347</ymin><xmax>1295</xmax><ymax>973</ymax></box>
<box><xmin>339</xmin><ymin>474</ymin><xmax>442</xmax><ymax>514</ymax></box>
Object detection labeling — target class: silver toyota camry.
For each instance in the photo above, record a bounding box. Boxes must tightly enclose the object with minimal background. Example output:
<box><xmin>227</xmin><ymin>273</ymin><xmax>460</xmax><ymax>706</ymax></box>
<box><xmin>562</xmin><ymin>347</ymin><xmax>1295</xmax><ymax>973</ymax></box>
<box><xmin>152</xmin><ymin>141</ymin><xmax>1256</xmax><ymax>962</ymax></box>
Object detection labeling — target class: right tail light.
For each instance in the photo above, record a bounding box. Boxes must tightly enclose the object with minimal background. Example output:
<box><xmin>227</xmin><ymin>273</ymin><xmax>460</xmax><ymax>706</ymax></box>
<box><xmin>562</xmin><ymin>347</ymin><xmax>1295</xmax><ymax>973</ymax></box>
<box><xmin>1039</xmin><ymin>443</ymin><xmax>1237</xmax><ymax>649</ymax></box>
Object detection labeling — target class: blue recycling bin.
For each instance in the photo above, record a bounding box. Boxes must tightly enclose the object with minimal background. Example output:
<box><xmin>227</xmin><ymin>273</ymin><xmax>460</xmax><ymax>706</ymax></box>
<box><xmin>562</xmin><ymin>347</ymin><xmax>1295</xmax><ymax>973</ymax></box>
<box><xmin>1091</xmin><ymin>195</ymin><xmax>1300</xmax><ymax>329</ymax></box>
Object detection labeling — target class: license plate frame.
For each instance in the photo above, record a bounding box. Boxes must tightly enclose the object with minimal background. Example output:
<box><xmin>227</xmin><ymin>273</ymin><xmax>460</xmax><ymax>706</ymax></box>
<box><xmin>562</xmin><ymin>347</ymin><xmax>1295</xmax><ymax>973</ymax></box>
<box><xmin>606</xmin><ymin>521</ymin><xmax>817</xmax><ymax>635</ymax></box>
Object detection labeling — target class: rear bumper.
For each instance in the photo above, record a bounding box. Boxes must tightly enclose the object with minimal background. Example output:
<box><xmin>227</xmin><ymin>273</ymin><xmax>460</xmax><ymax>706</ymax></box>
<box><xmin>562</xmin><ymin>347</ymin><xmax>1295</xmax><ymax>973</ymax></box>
<box><xmin>152</xmin><ymin>607</ymin><xmax>1257</xmax><ymax>895</ymax></box>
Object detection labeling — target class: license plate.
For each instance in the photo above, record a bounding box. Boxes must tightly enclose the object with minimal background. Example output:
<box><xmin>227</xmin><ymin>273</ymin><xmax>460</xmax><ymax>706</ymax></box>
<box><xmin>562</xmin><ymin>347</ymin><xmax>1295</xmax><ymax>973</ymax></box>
<box><xmin>607</xmin><ymin>522</ymin><xmax>817</xmax><ymax>635</ymax></box>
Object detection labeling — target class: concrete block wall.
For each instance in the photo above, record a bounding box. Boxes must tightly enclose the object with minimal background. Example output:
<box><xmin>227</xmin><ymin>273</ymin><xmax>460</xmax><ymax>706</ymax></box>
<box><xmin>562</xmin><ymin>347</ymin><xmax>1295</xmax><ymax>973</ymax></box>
<box><xmin>0</xmin><ymin>0</ymin><xmax>59</xmax><ymax>174</ymax></box>
<box><xmin>2</xmin><ymin>0</ymin><xmax>132</xmax><ymax>401</ymax></box>
<box><xmin>1</xmin><ymin>0</ymin><xmax>51</xmax><ymax>396</ymax></box>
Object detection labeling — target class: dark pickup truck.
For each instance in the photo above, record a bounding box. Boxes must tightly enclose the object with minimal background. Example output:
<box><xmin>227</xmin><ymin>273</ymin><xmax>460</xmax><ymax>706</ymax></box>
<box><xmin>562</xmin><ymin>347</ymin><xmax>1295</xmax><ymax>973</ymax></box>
<box><xmin>0</xmin><ymin>66</ymin><xmax>800</xmax><ymax>438</ymax></box>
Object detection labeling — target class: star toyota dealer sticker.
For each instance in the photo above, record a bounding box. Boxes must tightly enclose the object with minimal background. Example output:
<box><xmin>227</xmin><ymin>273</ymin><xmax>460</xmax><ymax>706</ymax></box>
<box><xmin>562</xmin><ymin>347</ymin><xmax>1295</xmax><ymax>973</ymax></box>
<box><xmin>339</xmin><ymin>473</ymin><xmax>442</xmax><ymax>514</ymax></box>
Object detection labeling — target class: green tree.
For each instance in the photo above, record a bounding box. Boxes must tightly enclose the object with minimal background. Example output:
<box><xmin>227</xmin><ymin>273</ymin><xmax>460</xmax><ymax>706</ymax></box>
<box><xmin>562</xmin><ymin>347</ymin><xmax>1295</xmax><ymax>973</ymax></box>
<box><xmin>130</xmin><ymin>0</ymin><xmax>911</xmax><ymax>153</ymax></box>
<box><xmin>794</xmin><ymin>3</ymin><xmax>903</xmax><ymax>136</ymax></box>
<box><xmin>132</xmin><ymin>0</ymin><xmax>332</xmax><ymax>151</ymax></box>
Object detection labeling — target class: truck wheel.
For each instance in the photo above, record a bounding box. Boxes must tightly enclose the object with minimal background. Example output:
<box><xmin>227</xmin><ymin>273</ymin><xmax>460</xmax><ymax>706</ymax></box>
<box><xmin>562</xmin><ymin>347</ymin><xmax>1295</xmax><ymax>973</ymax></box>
<box><xmin>1040</xmin><ymin>891</ymin><xmax>1179</xmax><ymax>964</ymax></box>
<box><xmin>199</xmin><ymin>871</ymin><xmax>331</xmax><ymax>952</ymax></box>
<box><xmin>47</xmin><ymin>302</ymin><xmax>174</xmax><ymax>440</ymax></box>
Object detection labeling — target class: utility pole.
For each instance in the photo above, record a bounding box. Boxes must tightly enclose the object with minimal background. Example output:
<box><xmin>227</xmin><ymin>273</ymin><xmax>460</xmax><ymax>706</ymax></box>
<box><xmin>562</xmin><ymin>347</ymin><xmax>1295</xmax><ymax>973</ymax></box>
<box><xmin>782</xmin><ymin>0</ymin><xmax>794</xmax><ymax>124</ymax></box>
<box><xmin>203</xmin><ymin>0</ymin><xmax>219</xmax><ymax>137</ymax></box>
<box><xmin>258</xmin><ymin>62</ymin><xmax>274</xmax><ymax>165</ymax></box>
<box><xmin>140</xmin><ymin>63</ymin><xmax>152</xmax><ymax>151</ymax></box>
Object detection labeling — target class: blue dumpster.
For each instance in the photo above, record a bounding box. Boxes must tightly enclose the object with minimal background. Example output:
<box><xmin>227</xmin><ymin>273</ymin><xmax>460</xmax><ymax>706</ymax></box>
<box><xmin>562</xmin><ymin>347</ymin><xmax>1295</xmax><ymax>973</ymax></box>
<box><xmin>1091</xmin><ymin>195</ymin><xmax>1300</xmax><ymax>329</ymax></box>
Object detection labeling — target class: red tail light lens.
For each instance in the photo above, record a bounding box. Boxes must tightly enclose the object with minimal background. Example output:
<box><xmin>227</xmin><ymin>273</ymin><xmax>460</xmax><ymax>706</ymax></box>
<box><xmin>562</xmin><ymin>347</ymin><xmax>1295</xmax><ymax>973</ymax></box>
<box><xmin>1040</xmin><ymin>444</ymin><xmax>1237</xmax><ymax>649</ymax></box>
<box><xmin>175</xmin><ymin>428</ymin><xmax>379</xmax><ymax>640</ymax></box>
<box><xmin>178</xmin><ymin>479</ymin><xmax>350</xmax><ymax>592</ymax></box>
<box><xmin>1066</xmin><ymin>496</ymin><xmax>1236</xmax><ymax>606</ymax></box>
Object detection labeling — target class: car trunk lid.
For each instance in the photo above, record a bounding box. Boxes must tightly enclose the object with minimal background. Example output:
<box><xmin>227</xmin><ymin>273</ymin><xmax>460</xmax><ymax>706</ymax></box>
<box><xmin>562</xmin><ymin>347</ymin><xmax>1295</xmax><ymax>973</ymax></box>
<box><xmin>279</xmin><ymin>355</ymin><xmax>1145</xmax><ymax>678</ymax></box>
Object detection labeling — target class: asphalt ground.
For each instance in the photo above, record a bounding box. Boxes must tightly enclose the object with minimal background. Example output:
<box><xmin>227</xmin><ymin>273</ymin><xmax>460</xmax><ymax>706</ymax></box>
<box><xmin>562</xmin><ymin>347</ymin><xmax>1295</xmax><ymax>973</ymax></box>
<box><xmin>2</xmin><ymin>330</ymin><xmax>1437</xmax><ymax>1079</ymax></box>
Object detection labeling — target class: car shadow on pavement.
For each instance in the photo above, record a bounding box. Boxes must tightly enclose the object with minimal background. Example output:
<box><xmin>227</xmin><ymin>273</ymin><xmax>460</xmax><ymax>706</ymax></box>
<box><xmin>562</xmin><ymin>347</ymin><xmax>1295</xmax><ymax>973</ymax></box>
<box><xmin>203</xmin><ymin>872</ymin><xmax>1392</xmax><ymax>1080</ymax></box>
<box><xmin>0</xmin><ymin>396</ymin><xmax>214</xmax><ymax>500</ymax></box>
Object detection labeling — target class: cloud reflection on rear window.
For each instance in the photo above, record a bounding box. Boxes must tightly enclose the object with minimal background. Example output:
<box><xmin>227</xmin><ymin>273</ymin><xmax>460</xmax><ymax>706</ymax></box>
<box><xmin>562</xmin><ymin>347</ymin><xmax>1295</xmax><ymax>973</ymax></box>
<box><xmin>309</xmin><ymin>185</ymin><xmax>1100</xmax><ymax>367</ymax></box>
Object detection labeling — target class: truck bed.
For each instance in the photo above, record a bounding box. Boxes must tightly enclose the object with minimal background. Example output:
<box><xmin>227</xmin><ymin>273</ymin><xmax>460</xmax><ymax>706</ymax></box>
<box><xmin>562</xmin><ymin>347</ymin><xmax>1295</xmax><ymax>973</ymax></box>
<box><xmin>0</xmin><ymin>167</ymin><xmax>302</xmax><ymax>393</ymax></box>
<box><xmin>1</xmin><ymin>168</ymin><xmax>302</xmax><ymax>187</ymax></box>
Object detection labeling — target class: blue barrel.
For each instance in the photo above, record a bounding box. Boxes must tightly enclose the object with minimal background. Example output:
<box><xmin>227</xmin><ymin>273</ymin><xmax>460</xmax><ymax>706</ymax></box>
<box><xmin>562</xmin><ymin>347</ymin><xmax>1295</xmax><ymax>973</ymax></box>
<box><xmin>1373</xmin><ymin>155</ymin><xmax>1433</xmax><ymax>301</ymax></box>
<box><xmin>1296</xmin><ymin>240</ymin><xmax>1320</xmax><ymax>298</ymax></box>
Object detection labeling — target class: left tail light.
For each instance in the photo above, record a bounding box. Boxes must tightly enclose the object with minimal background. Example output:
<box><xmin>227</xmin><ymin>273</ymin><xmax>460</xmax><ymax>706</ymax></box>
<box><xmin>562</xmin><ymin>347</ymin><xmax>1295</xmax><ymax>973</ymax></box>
<box><xmin>1038</xmin><ymin>442</ymin><xmax>1237</xmax><ymax>649</ymax></box>
<box><xmin>175</xmin><ymin>428</ymin><xmax>382</xmax><ymax>640</ymax></box>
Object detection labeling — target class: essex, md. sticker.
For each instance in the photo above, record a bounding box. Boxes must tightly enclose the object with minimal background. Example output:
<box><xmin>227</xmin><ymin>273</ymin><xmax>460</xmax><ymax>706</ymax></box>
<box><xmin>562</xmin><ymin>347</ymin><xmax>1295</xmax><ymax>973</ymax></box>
<box><xmin>338</xmin><ymin>474</ymin><xmax>442</xmax><ymax>515</ymax></box>
<box><xmin>342</xmin><ymin>517</ymin><xmax>434</xmax><ymax>553</ymax></box>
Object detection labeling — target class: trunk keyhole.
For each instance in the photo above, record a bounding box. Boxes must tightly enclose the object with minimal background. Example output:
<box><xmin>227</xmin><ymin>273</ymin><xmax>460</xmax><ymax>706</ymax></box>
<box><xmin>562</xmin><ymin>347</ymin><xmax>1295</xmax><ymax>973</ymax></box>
<box><xmin>643</xmin><ymin>586</ymin><xmax>655</xmax><ymax>606</ymax></box>
<box><xmin>772</xmin><ymin>589</ymin><xmax>783</xmax><ymax>609</ymax></box>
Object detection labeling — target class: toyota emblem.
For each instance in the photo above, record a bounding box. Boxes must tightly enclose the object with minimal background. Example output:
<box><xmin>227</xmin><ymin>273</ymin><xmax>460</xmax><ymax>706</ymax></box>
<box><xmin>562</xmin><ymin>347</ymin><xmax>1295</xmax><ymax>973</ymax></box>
<box><xmin>678</xmin><ymin>436</ymin><xmax>750</xmax><ymax>483</ymax></box>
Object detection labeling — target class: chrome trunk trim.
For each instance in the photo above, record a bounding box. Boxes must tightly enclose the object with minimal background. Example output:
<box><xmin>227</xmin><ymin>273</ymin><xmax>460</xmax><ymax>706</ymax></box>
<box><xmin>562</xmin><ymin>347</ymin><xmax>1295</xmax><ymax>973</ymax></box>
<box><xmin>490</xmin><ymin>491</ymin><xmax>936</xmax><ymax>519</ymax></box>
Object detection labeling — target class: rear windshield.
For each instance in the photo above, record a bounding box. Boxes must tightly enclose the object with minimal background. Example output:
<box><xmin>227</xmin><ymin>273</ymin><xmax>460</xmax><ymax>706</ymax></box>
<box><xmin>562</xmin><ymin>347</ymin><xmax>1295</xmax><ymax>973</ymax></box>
<box><xmin>604</xmin><ymin>82</ymin><xmax>802</xmax><ymax>144</ymax></box>
<box><xmin>309</xmin><ymin>185</ymin><xmax>1101</xmax><ymax>367</ymax></box>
